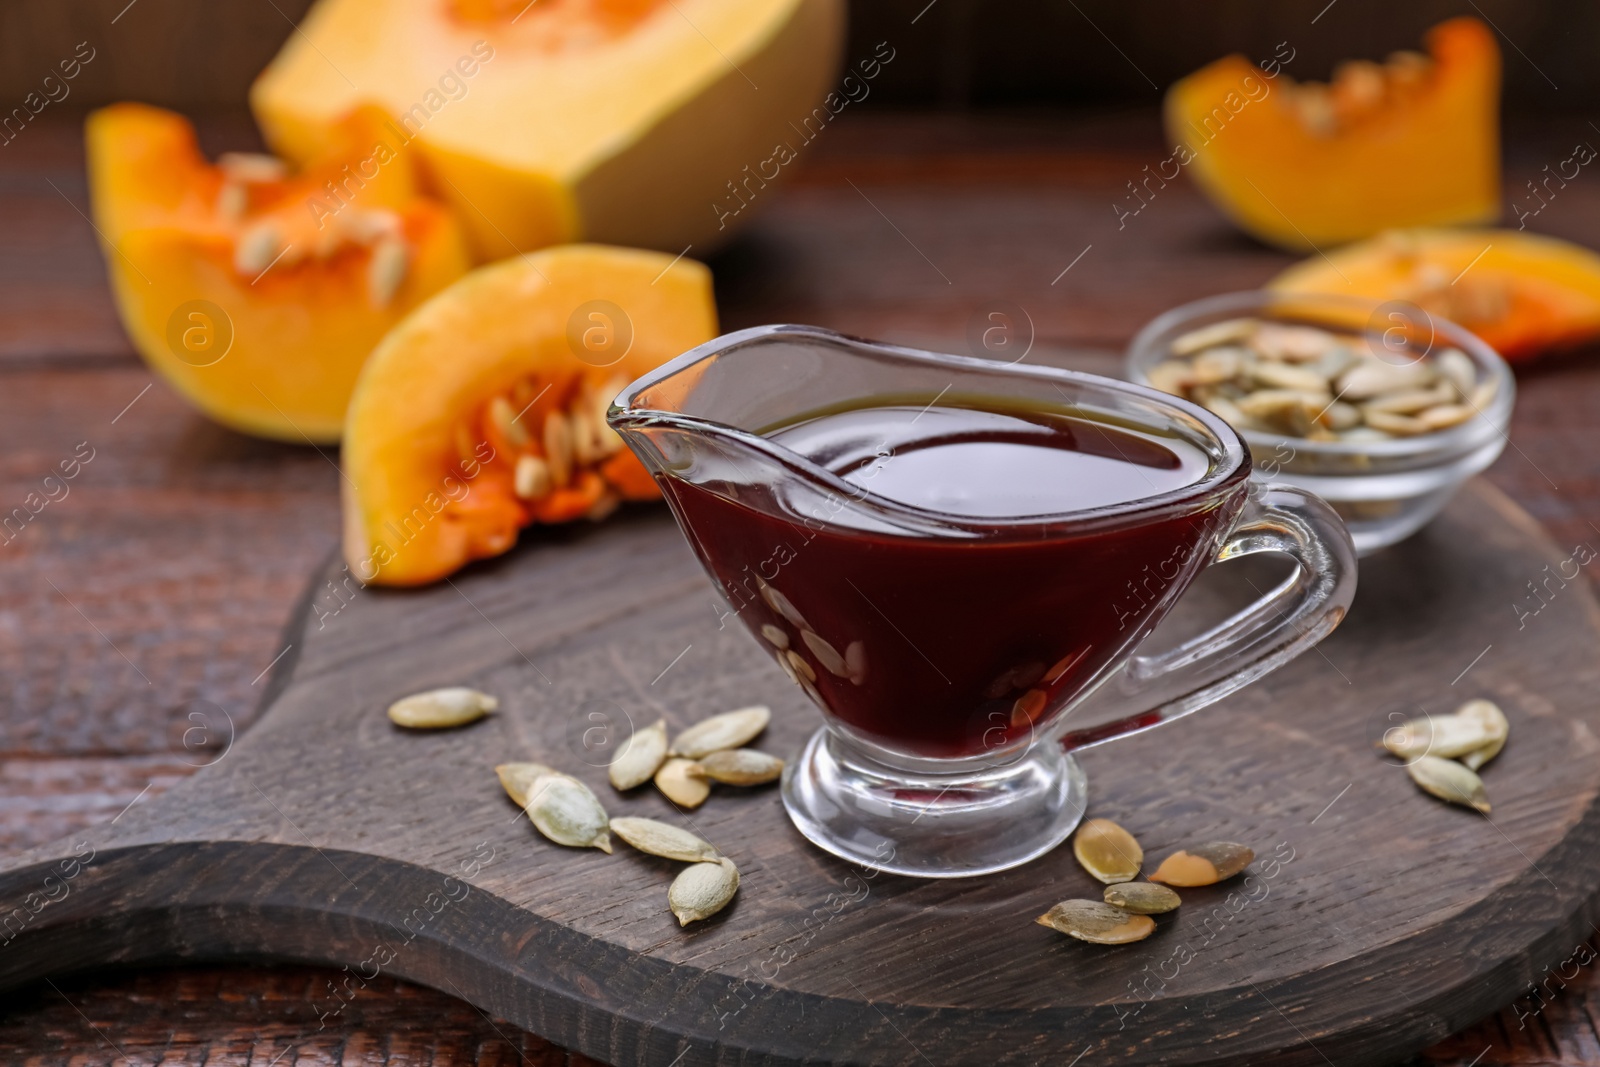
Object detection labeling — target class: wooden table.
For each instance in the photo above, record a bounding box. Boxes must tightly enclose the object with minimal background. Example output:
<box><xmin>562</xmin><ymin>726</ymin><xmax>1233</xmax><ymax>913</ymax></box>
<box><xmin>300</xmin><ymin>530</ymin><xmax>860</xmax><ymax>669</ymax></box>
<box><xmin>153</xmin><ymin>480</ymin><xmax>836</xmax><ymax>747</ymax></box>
<box><xmin>3</xmin><ymin>107</ymin><xmax>1599</xmax><ymax>1065</ymax></box>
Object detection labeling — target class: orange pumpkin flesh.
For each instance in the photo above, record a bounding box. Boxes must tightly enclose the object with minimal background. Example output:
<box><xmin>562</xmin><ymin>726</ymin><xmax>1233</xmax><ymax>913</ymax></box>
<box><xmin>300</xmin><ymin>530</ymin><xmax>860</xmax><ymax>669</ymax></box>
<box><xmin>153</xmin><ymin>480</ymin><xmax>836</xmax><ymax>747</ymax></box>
<box><xmin>1165</xmin><ymin>17</ymin><xmax>1500</xmax><ymax>251</ymax></box>
<box><xmin>341</xmin><ymin>244</ymin><xmax>718</xmax><ymax>587</ymax></box>
<box><xmin>87</xmin><ymin>103</ymin><xmax>471</xmax><ymax>442</ymax></box>
<box><xmin>1270</xmin><ymin>228</ymin><xmax>1600</xmax><ymax>362</ymax></box>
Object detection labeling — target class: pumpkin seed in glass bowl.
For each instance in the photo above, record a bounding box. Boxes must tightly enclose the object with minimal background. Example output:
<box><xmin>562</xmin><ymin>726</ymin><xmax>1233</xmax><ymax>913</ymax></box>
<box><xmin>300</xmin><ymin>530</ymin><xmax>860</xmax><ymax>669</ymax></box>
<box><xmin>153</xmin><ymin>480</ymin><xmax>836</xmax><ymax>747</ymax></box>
<box><xmin>1126</xmin><ymin>291</ymin><xmax>1514</xmax><ymax>555</ymax></box>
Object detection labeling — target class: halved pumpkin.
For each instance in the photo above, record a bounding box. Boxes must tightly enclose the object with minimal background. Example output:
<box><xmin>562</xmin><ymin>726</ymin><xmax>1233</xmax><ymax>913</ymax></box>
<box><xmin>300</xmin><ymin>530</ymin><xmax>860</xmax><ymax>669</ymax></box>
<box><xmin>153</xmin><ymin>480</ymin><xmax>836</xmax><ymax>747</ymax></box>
<box><xmin>342</xmin><ymin>244</ymin><xmax>717</xmax><ymax>586</ymax></box>
<box><xmin>1269</xmin><ymin>228</ymin><xmax>1600</xmax><ymax>362</ymax></box>
<box><xmin>251</xmin><ymin>0</ymin><xmax>844</xmax><ymax>260</ymax></box>
<box><xmin>1166</xmin><ymin>17</ymin><xmax>1500</xmax><ymax>251</ymax></box>
<box><xmin>87</xmin><ymin>103</ymin><xmax>471</xmax><ymax>442</ymax></box>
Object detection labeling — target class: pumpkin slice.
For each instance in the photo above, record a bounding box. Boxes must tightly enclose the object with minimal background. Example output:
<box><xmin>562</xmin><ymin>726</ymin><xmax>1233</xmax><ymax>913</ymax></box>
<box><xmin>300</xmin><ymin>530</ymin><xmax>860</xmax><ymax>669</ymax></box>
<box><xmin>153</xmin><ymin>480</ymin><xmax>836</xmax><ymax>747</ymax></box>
<box><xmin>86</xmin><ymin>103</ymin><xmax>471</xmax><ymax>442</ymax></box>
<box><xmin>1166</xmin><ymin>17</ymin><xmax>1500</xmax><ymax>251</ymax></box>
<box><xmin>1269</xmin><ymin>228</ymin><xmax>1600</xmax><ymax>361</ymax></box>
<box><xmin>342</xmin><ymin>244</ymin><xmax>717</xmax><ymax>586</ymax></box>
<box><xmin>250</xmin><ymin>0</ymin><xmax>844</xmax><ymax>260</ymax></box>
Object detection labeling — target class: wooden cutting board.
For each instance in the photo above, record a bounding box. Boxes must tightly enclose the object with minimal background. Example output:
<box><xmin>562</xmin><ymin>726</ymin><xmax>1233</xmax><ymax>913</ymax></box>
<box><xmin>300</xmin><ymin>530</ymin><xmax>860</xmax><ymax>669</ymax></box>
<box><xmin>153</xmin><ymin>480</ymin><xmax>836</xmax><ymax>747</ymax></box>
<box><xmin>2</xmin><ymin>477</ymin><xmax>1597</xmax><ymax>1067</ymax></box>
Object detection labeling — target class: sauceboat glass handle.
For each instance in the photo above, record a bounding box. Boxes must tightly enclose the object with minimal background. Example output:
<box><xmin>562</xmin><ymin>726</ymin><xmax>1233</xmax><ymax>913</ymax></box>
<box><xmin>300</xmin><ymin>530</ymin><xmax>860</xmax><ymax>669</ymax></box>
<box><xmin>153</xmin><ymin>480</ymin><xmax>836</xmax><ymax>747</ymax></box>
<box><xmin>1058</xmin><ymin>484</ymin><xmax>1358</xmax><ymax>752</ymax></box>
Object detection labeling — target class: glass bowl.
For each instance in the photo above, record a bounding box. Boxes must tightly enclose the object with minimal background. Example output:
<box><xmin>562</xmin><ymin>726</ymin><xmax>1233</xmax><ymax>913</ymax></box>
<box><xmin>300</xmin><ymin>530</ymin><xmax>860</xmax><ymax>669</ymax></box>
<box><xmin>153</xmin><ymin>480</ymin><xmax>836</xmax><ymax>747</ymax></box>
<box><xmin>1125</xmin><ymin>291</ymin><xmax>1515</xmax><ymax>556</ymax></box>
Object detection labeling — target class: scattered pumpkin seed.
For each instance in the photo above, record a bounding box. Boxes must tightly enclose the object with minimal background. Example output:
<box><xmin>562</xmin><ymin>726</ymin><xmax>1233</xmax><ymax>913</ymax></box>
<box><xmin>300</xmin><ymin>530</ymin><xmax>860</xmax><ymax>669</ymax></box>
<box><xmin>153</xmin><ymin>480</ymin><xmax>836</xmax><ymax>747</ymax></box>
<box><xmin>1072</xmin><ymin>818</ymin><xmax>1143</xmax><ymax>884</ymax></box>
<box><xmin>689</xmin><ymin>748</ymin><xmax>785</xmax><ymax>786</ymax></box>
<box><xmin>669</xmin><ymin>705</ymin><xmax>771</xmax><ymax>759</ymax></box>
<box><xmin>1406</xmin><ymin>754</ymin><xmax>1490</xmax><ymax>813</ymax></box>
<box><xmin>1458</xmin><ymin>699</ymin><xmax>1509</xmax><ymax>771</ymax></box>
<box><xmin>669</xmin><ymin>858</ymin><xmax>740</xmax><ymax>925</ymax></box>
<box><xmin>1036</xmin><ymin>900</ymin><xmax>1155</xmax><ymax>945</ymax></box>
<box><xmin>387</xmin><ymin>686</ymin><xmax>497</xmax><ymax>729</ymax></box>
<box><xmin>655</xmin><ymin>757</ymin><xmax>712</xmax><ymax>809</ymax></box>
<box><xmin>1149</xmin><ymin>842</ymin><xmax>1254</xmax><ymax>886</ymax></box>
<box><xmin>1381</xmin><ymin>712</ymin><xmax>1496</xmax><ymax>760</ymax></box>
<box><xmin>495</xmin><ymin>761</ymin><xmax>556</xmax><ymax>807</ymax></box>
<box><xmin>526</xmin><ymin>772</ymin><xmax>612</xmax><ymax>852</ymax></box>
<box><xmin>608</xmin><ymin>718</ymin><xmax>668</xmax><ymax>791</ymax></box>
<box><xmin>1103</xmin><ymin>881</ymin><xmax>1181</xmax><ymax>915</ymax></box>
<box><xmin>609</xmin><ymin>816</ymin><xmax>721</xmax><ymax>863</ymax></box>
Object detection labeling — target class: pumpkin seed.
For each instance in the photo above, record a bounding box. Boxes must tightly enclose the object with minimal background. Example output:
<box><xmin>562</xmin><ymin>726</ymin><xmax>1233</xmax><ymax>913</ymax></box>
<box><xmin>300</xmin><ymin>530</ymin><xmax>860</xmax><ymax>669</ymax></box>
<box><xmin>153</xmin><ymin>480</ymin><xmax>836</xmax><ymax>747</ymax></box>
<box><xmin>216</xmin><ymin>181</ymin><xmax>247</xmax><ymax>221</ymax></box>
<box><xmin>1407</xmin><ymin>754</ymin><xmax>1491</xmax><ymax>813</ymax></box>
<box><xmin>1470</xmin><ymin>378</ymin><xmax>1499</xmax><ymax>410</ymax></box>
<box><xmin>1072</xmin><ymin>818</ymin><xmax>1143</xmax><ymax>884</ymax></box>
<box><xmin>689</xmin><ymin>748</ymin><xmax>785</xmax><ymax>786</ymax></box>
<box><xmin>489</xmin><ymin>395</ymin><xmax>532</xmax><ymax>449</ymax></box>
<box><xmin>1036</xmin><ymin>900</ymin><xmax>1155</xmax><ymax>944</ymax></box>
<box><xmin>526</xmin><ymin>773</ymin><xmax>612</xmax><ymax>852</ymax></box>
<box><xmin>544</xmin><ymin>410</ymin><xmax>573</xmax><ymax>487</ymax></box>
<box><xmin>1149</xmin><ymin>842</ymin><xmax>1254</xmax><ymax>886</ymax></box>
<box><xmin>218</xmin><ymin>151</ymin><xmax>288</xmax><ymax>183</ymax></box>
<box><xmin>1436</xmin><ymin>348</ymin><xmax>1477</xmax><ymax>398</ymax></box>
<box><xmin>669</xmin><ymin>705</ymin><xmax>770</xmax><ymax>759</ymax></box>
<box><xmin>1146</xmin><ymin>360</ymin><xmax>1193</xmax><ymax>394</ymax></box>
<box><xmin>669</xmin><ymin>858</ymin><xmax>740</xmax><ymax>926</ymax></box>
<box><xmin>1458</xmin><ymin>699</ymin><xmax>1509</xmax><ymax>771</ymax></box>
<box><xmin>1416</xmin><ymin>403</ymin><xmax>1476</xmax><ymax>431</ymax></box>
<box><xmin>845</xmin><ymin>640</ymin><xmax>868</xmax><ymax>685</ymax></box>
<box><xmin>495</xmin><ymin>761</ymin><xmax>556</xmax><ymax>807</ymax></box>
<box><xmin>1191</xmin><ymin>346</ymin><xmax>1243</xmax><ymax>384</ymax></box>
<box><xmin>1322</xmin><ymin>400</ymin><xmax>1362</xmax><ymax>431</ymax></box>
<box><xmin>234</xmin><ymin>220</ymin><xmax>283</xmax><ymax>275</ymax></box>
<box><xmin>759</xmin><ymin>582</ymin><xmax>809</xmax><ymax>628</ymax></box>
<box><xmin>1362</xmin><ymin>383</ymin><xmax>1456</xmax><ymax>415</ymax></box>
<box><xmin>1337</xmin><ymin>359</ymin><xmax>1434</xmax><ymax>400</ymax></box>
<box><xmin>1170</xmin><ymin>318</ymin><xmax>1258</xmax><ymax>356</ymax></box>
<box><xmin>609</xmin><ymin>816</ymin><xmax>721</xmax><ymax>862</ymax></box>
<box><xmin>367</xmin><ymin>238</ymin><xmax>409</xmax><ymax>308</ymax></box>
<box><xmin>1363</xmin><ymin>410</ymin><xmax>1430</xmax><ymax>436</ymax></box>
<box><xmin>341</xmin><ymin>208</ymin><xmax>402</xmax><ymax>245</ymax></box>
<box><xmin>801</xmin><ymin>630</ymin><xmax>848</xmax><ymax>677</ymax></box>
<box><xmin>387</xmin><ymin>686</ymin><xmax>497</xmax><ymax>728</ymax></box>
<box><xmin>785</xmin><ymin>649</ymin><xmax>817</xmax><ymax>683</ymax></box>
<box><xmin>1249</xmin><ymin>322</ymin><xmax>1336</xmax><ymax>362</ymax></box>
<box><xmin>1250</xmin><ymin>362</ymin><xmax>1331</xmax><ymax>395</ymax></box>
<box><xmin>608</xmin><ymin>718</ymin><xmax>668</xmax><ymax>791</ymax></box>
<box><xmin>514</xmin><ymin>454</ymin><xmax>552</xmax><ymax>500</ymax></box>
<box><xmin>1381</xmin><ymin>713</ymin><xmax>1495</xmax><ymax>760</ymax></box>
<box><xmin>1103</xmin><ymin>881</ymin><xmax>1182</xmax><ymax>915</ymax></box>
<box><xmin>760</xmin><ymin>624</ymin><xmax>789</xmax><ymax>649</ymax></box>
<box><xmin>655</xmin><ymin>757</ymin><xmax>711</xmax><ymax>809</ymax></box>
